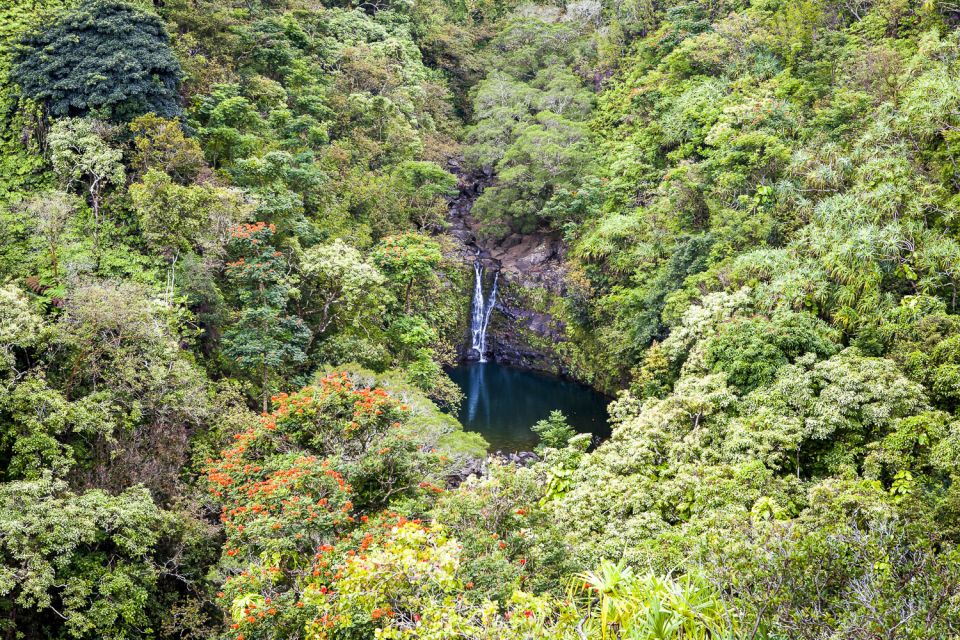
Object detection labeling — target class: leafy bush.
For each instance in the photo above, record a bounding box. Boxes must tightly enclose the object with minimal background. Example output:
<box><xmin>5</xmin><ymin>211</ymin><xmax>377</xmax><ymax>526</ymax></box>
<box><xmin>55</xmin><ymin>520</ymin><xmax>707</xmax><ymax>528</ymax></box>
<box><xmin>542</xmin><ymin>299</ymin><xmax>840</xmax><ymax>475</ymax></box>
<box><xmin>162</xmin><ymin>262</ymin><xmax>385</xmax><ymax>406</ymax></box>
<box><xmin>532</xmin><ymin>410</ymin><xmax>576</xmax><ymax>452</ymax></box>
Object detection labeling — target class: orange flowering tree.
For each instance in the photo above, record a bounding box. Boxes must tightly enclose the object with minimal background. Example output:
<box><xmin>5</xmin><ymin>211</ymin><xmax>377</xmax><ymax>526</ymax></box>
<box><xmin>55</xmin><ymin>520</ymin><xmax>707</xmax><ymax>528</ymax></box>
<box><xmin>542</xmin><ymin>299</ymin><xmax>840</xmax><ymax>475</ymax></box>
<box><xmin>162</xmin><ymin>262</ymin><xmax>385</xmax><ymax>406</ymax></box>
<box><xmin>207</xmin><ymin>372</ymin><xmax>441</xmax><ymax>640</ymax></box>
<box><xmin>260</xmin><ymin>373</ymin><xmax>433</xmax><ymax>511</ymax></box>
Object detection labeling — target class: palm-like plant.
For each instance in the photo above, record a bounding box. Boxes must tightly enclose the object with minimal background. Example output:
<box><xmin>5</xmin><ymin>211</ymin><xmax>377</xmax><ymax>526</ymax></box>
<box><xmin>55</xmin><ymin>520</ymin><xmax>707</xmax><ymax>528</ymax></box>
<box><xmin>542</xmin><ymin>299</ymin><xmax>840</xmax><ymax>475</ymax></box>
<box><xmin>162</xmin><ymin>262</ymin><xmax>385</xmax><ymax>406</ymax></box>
<box><xmin>576</xmin><ymin>561</ymin><xmax>638</xmax><ymax>637</ymax></box>
<box><xmin>573</xmin><ymin>561</ymin><xmax>738</xmax><ymax>639</ymax></box>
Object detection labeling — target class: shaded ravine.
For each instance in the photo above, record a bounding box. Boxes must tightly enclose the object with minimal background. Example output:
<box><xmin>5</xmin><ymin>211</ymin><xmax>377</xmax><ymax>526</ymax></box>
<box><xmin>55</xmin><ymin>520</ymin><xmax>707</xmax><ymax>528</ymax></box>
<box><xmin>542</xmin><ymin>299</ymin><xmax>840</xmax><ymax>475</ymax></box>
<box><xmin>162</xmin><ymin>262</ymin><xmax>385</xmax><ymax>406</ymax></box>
<box><xmin>443</xmin><ymin>160</ymin><xmax>612</xmax><ymax>457</ymax></box>
<box><xmin>445</xmin><ymin>158</ymin><xmax>568</xmax><ymax>371</ymax></box>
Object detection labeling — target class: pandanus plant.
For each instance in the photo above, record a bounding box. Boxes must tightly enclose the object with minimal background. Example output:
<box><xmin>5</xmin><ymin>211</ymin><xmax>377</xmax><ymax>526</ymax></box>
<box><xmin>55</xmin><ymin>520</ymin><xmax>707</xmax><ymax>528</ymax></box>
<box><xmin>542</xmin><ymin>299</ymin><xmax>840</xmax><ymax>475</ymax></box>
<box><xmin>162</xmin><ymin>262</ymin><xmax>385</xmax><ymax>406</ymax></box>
<box><xmin>572</xmin><ymin>560</ymin><xmax>742</xmax><ymax>639</ymax></box>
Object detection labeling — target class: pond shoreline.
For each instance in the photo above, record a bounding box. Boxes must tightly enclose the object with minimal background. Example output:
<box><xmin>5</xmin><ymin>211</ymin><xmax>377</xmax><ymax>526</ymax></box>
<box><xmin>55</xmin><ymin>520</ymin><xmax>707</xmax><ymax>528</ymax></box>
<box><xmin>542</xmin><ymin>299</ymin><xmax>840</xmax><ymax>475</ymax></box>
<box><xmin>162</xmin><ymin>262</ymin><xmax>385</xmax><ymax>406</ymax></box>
<box><xmin>445</xmin><ymin>360</ymin><xmax>612</xmax><ymax>452</ymax></box>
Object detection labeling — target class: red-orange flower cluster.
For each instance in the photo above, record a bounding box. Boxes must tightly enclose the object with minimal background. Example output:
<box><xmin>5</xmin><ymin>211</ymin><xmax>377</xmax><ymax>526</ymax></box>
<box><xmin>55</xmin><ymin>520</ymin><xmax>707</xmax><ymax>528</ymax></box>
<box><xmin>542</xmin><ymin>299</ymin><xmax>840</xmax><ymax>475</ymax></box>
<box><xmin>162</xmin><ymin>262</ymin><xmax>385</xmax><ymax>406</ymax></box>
<box><xmin>231</xmin><ymin>221</ymin><xmax>276</xmax><ymax>240</ymax></box>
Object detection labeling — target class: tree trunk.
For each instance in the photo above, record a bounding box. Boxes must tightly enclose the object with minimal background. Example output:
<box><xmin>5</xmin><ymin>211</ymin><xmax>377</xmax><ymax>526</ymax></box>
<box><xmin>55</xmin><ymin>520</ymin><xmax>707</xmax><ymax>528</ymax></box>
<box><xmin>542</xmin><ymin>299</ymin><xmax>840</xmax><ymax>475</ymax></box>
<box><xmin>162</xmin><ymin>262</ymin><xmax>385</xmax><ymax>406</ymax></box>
<box><xmin>262</xmin><ymin>362</ymin><xmax>269</xmax><ymax>414</ymax></box>
<box><xmin>90</xmin><ymin>181</ymin><xmax>101</xmax><ymax>268</ymax></box>
<box><xmin>49</xmin><ymin>240</ymin><xmax>59</xmax><ymax>279</ymax></box>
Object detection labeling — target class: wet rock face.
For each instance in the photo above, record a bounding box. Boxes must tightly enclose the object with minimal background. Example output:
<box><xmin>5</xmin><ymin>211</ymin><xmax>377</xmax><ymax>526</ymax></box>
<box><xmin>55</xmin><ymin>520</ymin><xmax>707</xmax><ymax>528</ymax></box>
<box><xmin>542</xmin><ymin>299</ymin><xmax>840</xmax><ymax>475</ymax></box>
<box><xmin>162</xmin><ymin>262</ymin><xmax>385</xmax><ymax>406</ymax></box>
<box><xmin>445</xmin><ymin>456</ymin><xmax>485</xmax><ymax>488</ymax></box>
<box><xmin>486</xmin><ymin>232</ymin><xmax>567</xmax><ymax>373</ymax></box>
<box><xmin>446</xmin><ymin>159</ymin><xmax>568</xmax><ymax>372</ymax></box>
<box><xmin>489</xmin><ymin>232</ymin><xmax>565</xmax><ymax>291</ymax></box>
<box><xmin>489</xmin><ymin>285</ymin><xmax>565</xmax><ymax>373</ymax></box>
<box><xmin>445</xmin><ymin>158</ymin><xmax>495</xmax><ymax>264</ymax></box>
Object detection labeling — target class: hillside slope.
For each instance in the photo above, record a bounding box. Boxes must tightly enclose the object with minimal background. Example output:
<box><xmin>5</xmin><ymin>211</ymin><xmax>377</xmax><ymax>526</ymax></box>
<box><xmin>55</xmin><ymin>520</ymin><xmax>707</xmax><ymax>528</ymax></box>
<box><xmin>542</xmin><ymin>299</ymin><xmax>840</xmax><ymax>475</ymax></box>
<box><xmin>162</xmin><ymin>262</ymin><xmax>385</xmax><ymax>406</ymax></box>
<box><xmin>1</xmin><ymin>0</ymin><xmax>960</xmax><ymax>638</ymax></box>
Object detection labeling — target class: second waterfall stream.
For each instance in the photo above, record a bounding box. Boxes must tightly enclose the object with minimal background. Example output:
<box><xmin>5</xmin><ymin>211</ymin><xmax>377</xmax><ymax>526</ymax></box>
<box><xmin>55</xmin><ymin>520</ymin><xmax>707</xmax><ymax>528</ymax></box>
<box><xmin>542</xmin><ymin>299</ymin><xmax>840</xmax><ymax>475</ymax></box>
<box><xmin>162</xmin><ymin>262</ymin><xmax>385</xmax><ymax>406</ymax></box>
<box><xmin>469</xmin><ymin>257</ymin><xmax>498</xmax><ymax>362</ymax></box>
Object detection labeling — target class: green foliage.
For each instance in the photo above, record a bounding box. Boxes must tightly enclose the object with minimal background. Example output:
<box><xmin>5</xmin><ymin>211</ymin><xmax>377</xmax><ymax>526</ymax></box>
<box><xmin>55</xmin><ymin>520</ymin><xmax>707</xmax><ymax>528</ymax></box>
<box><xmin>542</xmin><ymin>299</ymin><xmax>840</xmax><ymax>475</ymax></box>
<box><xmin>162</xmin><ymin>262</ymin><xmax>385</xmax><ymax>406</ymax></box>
<box><xmin>19</xmin><ymin>189</ymin><xmax>79</xmax><ymax>281</ymax></box>
<box><xmin>128</xmin><ymin>114</ymin><xmax>207</xmax><ymax>183</ymax></box>
<box><xmin>129</xmin><ymin>168</ymin><xmax>251</xmax><ymax>261</ymax></box>
<box><xmin>373</xmin><ymin>233</ymin><xmax>444</xmax><ymax>313</ymax></box>
<box><xmin>306</xmin><ymin>519</ymin><xmax>582</xmax><ymax>640</ymax></box>
<box><xmin>0</xmin><ymin>475</ymin><xmax>166</xmax><ymax>639</ymax></box>
<box><xmin>222</xmin><ymin>222</ymin><xmax>310</xmax><ymax>411</ymax></box>
<box><xmin>5</xmin><ymin>0</ymin><xmax>960</xmax><ymax>637</ymax></box>
<box><xmin>389</xmin><ymin>160</ymin><xmax>459</xmax><ymax>229</ymax></box>
<box><xmin>575</xmin><ymin>561</ymin><xmax>736</xmax><ymax>639</ymax></box>
<box><xmin>474</xmin><ymin>111</ymin><xmax>593</xmax><ymax>235</ymax></box>
<box><xmin>0</xmin><ymin>375</ymin><xmax>112</xmax><ymax>481</ymax></box>
<box><xmin>0</xmin><ymin>283</ymin><xmax>44</xmax><ymax>375</ymax></box>
<box><xmin>47</xmin><ymin>281</ymin><xmax>210</xmax><ymax>495</ymax></box>
<box><xmin>12</xmin><ymin>0</ymin><xmax>182</xmax><ymax>122</ymax></box>
<box><xmin>129</xmin><ymin>170</ymin><xmax>213</xmax><ymax>255</ymax></box>
<box><xmin>464</xmin><ymin>14</ymin><xmax>595</xmax><ymax>236</ymax></box>
<box><xmin>47</xmin><ymin>118</ymin><xmax>124</xmax><ymax>258</ymax></box>
<box><xmin>0</xmin><ymin>0</ymin><xmax>70</xmax><ymax>196</ymax></box>
<box><xmin>300</xmin><ymin>239</ymin><xmax>388</xmax><ymax>336</ymax></box>
<box><xmin>532</xmin><ymin>410</ymin><xmax>576</xmax><ymax>452</ymax></box>
<box><xmin>703</xmin><ymin>311</ymin><xmax>840</xmax><ymax>393</ymax></box>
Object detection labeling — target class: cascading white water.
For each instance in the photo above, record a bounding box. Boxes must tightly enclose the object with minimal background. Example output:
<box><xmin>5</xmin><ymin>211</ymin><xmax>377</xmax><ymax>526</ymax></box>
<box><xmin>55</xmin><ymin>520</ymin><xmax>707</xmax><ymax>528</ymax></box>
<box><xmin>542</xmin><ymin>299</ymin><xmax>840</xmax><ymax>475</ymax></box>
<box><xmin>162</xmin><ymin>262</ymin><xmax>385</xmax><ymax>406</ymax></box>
<box><xmin>469</xmin><ymin>258</ymin><xmax>499</xmax><ymax>362</ymax></box>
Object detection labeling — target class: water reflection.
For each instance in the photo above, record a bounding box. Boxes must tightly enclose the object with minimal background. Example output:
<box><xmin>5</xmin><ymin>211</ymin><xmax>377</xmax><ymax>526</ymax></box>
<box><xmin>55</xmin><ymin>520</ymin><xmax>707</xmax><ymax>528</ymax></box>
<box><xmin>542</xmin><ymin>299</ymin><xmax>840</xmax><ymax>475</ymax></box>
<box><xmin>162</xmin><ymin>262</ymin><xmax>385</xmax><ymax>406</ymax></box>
<box><xmin>448</xmin><ymin>362</ymin><xmax>611</xmax><ymax>452</ymax></box>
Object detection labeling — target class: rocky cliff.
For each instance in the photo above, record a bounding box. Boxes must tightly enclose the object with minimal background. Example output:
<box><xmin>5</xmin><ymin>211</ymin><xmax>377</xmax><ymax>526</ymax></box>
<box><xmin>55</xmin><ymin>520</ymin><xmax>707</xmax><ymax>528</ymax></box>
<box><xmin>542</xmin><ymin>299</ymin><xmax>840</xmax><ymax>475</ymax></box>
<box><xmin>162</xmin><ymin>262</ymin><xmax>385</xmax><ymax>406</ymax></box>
<box><xmin>445</xmin><ymin>160</ymin><xmax>570</xmax><ymax>374</ymax></box>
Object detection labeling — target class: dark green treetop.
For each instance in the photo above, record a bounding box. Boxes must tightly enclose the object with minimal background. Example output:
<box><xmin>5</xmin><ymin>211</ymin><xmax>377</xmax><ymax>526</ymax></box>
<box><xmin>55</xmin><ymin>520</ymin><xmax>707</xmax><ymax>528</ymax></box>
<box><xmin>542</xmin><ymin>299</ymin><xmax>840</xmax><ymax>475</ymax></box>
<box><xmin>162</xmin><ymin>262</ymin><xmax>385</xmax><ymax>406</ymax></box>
<box><xmin>12</xmin><ymin>0</ymin><xmax>182</xmax><ymax>122</ymax></box>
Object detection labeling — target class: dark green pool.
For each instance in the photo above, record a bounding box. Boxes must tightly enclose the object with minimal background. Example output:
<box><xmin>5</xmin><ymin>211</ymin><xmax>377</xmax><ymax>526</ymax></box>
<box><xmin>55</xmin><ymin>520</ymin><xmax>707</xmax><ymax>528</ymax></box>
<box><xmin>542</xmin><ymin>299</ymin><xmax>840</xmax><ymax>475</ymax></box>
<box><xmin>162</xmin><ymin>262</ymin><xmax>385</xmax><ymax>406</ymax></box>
<box><xmin>447</xmin><ymin>361</ymin><xmax>611</xmax><ymax>452</ymax></box>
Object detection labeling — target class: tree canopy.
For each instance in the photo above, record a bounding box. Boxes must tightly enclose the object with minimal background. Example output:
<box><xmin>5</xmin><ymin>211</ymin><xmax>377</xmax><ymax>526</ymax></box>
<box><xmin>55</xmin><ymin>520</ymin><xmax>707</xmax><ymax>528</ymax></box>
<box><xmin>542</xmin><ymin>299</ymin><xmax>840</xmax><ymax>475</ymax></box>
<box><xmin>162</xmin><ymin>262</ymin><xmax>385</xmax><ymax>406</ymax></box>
<box><xmin>12</xmin><ymin>0</ymin><xmax>182</xmax><ymax>122</ymax></box>
<box><xmin>3</xmin><ymin>0</ymin><xmax>960</xmax><ymax>637</ymax></box>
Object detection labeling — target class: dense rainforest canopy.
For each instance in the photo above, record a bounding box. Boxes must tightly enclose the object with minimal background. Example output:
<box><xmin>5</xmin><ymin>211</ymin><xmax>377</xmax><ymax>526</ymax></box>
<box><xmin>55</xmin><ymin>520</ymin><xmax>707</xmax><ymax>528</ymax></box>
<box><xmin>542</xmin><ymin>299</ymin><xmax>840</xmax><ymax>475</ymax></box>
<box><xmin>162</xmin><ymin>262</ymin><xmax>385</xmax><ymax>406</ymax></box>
<box><xmin>2</xmin><ymin>0</ymin><xmax>960</xmax><ymax>638</ymax></box>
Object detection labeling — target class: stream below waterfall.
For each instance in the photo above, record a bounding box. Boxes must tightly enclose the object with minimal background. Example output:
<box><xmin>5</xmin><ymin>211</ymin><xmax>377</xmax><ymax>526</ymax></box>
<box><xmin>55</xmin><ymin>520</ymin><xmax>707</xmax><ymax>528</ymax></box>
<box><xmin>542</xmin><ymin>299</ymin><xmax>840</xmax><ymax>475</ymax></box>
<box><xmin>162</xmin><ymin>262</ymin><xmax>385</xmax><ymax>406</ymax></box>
<box><xmin>447</xmin><ymin>361</ymin><xmax>611</xmax><ymax>452</ymax></box>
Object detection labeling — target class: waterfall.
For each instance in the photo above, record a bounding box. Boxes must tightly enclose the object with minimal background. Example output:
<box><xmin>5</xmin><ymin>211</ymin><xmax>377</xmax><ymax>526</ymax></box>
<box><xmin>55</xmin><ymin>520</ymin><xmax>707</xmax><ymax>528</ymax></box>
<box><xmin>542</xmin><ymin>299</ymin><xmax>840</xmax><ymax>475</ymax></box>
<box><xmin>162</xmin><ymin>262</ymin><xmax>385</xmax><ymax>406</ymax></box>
<box><xmin>469</xmin><ymin>258</ymin><xmax>499</xmax><ymax>362</ymax></box>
